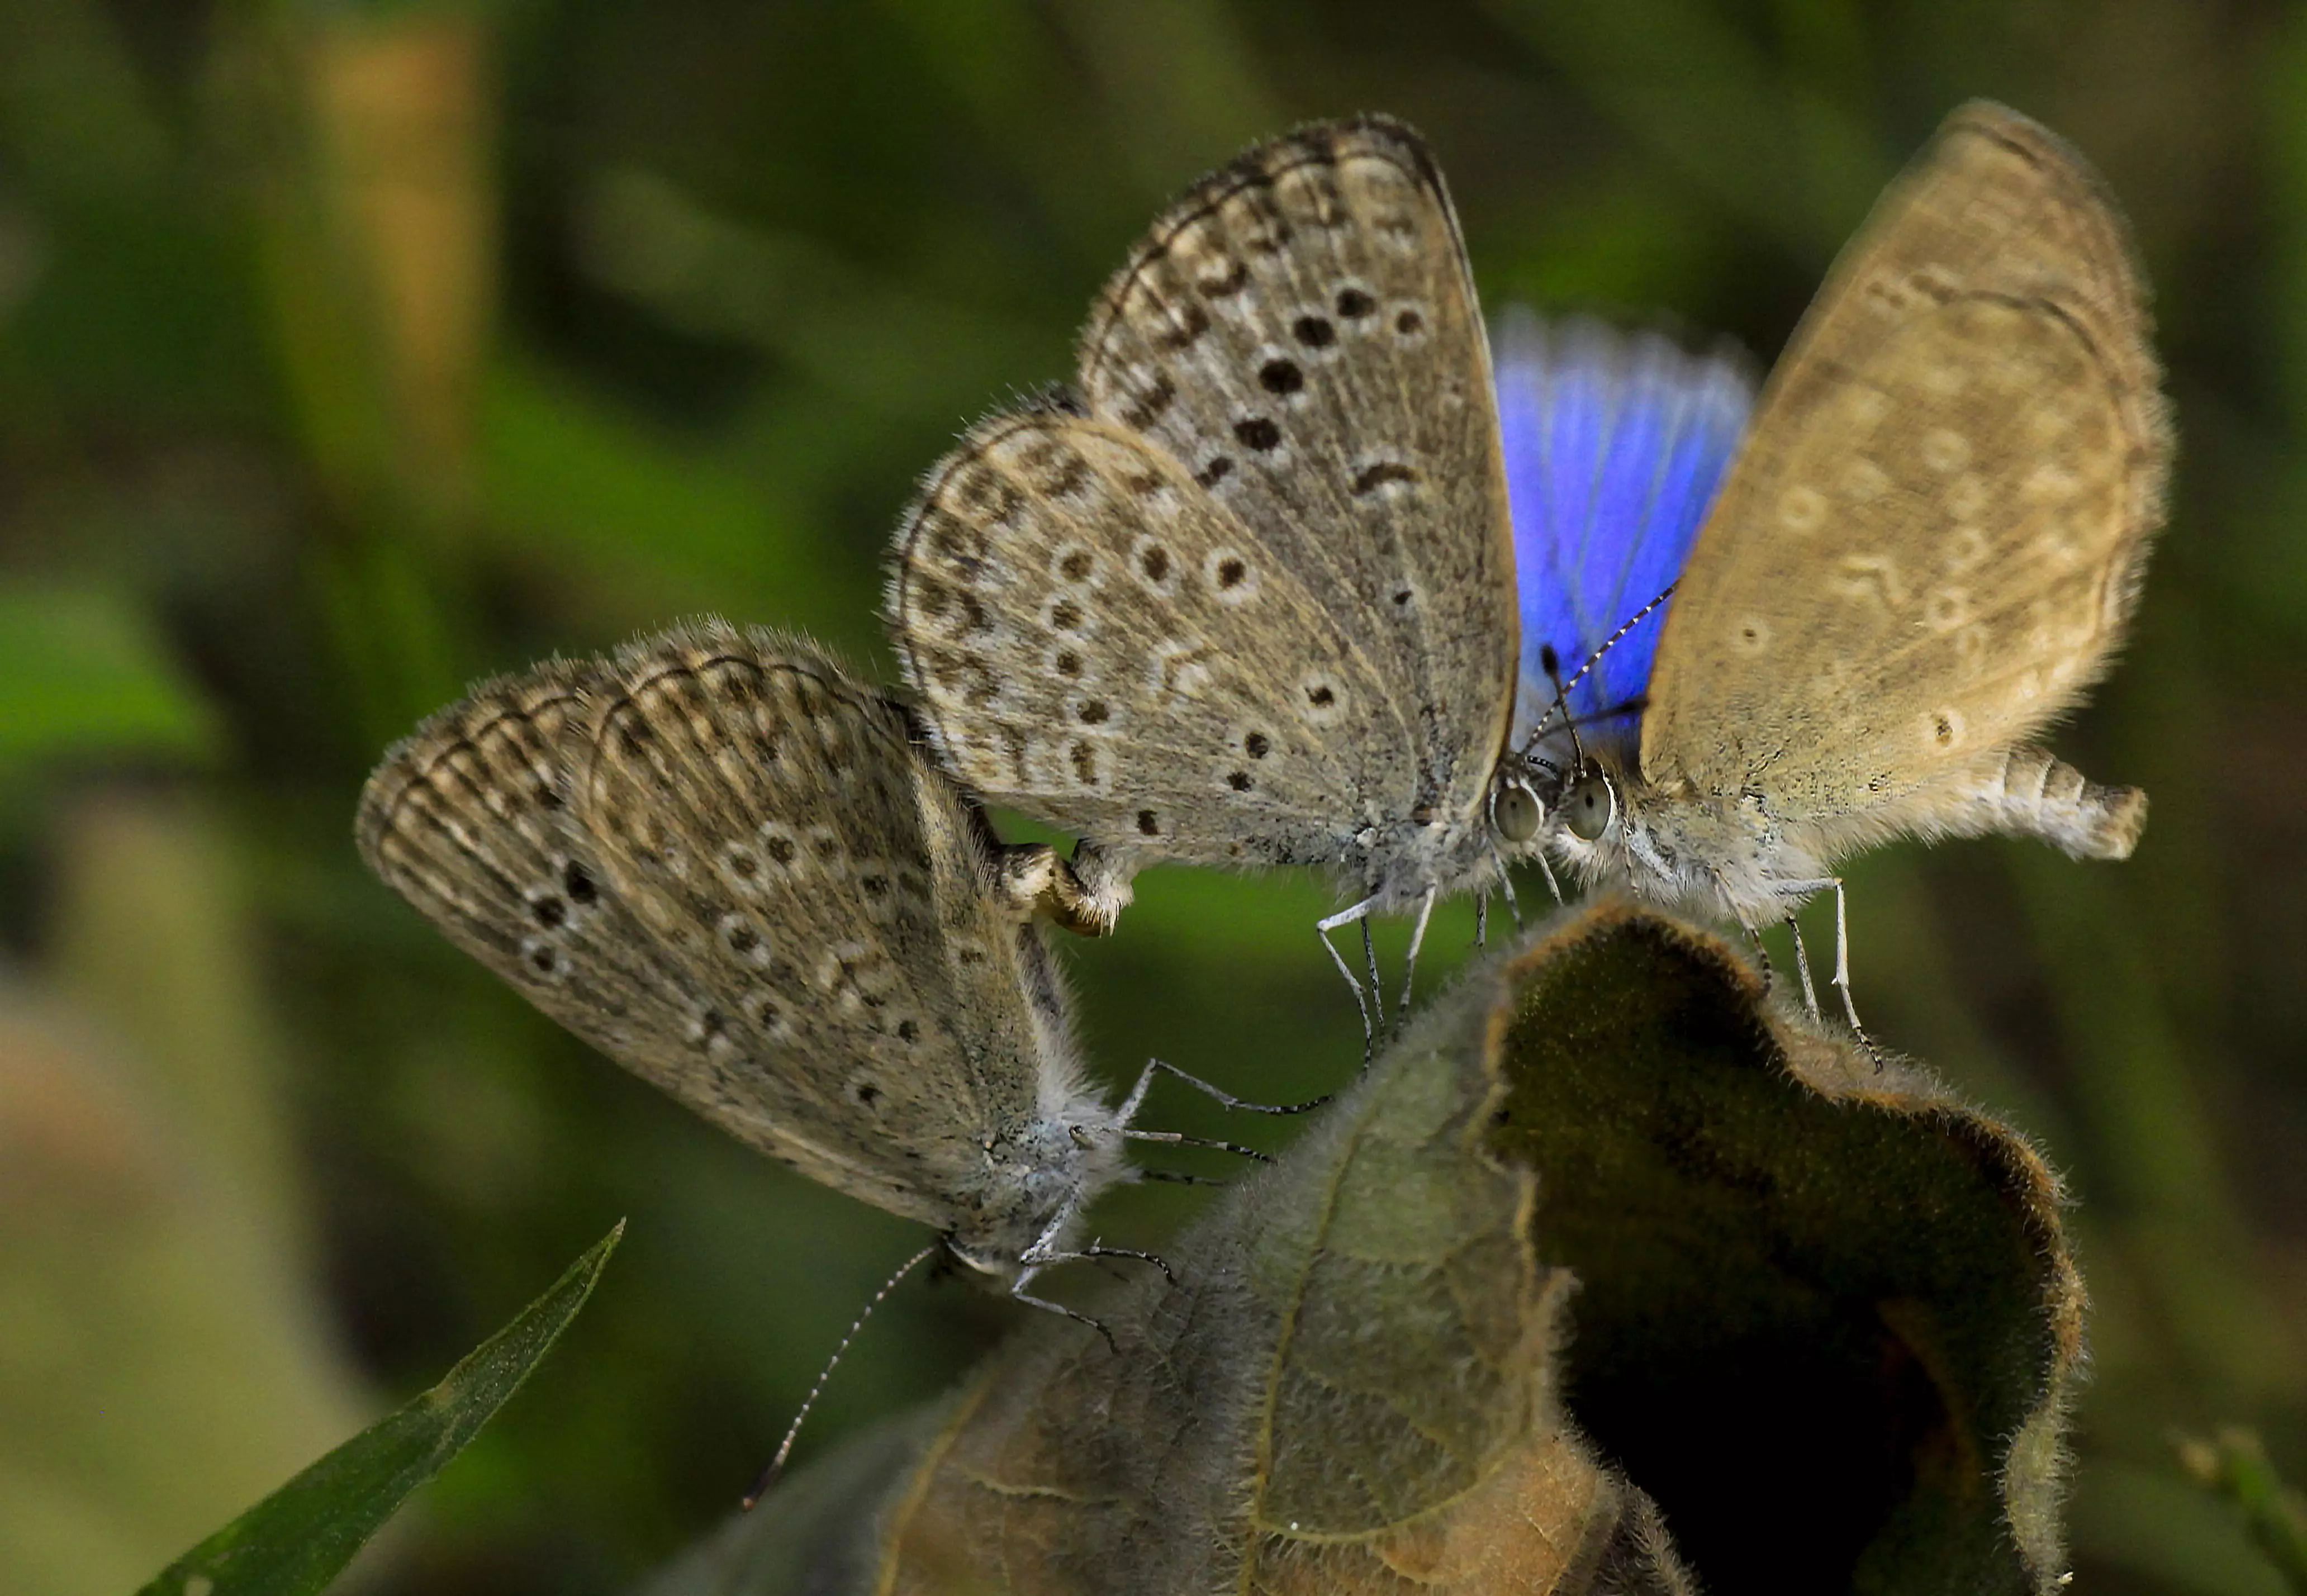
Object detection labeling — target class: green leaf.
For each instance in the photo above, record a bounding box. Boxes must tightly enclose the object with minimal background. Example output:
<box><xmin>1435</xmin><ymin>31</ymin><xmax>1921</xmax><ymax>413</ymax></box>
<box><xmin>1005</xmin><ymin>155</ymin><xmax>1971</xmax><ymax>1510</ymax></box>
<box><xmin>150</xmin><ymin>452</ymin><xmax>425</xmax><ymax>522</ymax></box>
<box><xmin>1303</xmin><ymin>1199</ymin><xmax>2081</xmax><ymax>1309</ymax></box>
<box><xmin>134</xmin><ymin>1220</ymin><xmax>623</xmax><ymax>1596</ymax></box>
<box><xmin>0</xmin><ymin>587</ymin><xmax>220</xmax><ymax>773</ymax></box>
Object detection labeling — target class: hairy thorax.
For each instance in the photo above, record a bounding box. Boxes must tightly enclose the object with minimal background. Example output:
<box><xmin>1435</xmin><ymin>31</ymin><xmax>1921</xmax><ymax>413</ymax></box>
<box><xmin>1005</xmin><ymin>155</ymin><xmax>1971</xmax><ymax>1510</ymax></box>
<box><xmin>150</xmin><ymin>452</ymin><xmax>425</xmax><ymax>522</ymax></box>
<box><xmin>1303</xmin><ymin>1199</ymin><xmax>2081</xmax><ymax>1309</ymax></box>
<box><xmin>1357</xmin><ymin>805</ymin><xmax>1507</xmax><ymax>912</ymax></box>
<box><xmin>1551</xmin><ymin>761</ymin><xmax>1833</xmax><ymax>931</ymax></box>
<box><xmin>947</xmin><ymin>1107</ymin><xmax>1128</xmax><ymax>1281</ymax></box>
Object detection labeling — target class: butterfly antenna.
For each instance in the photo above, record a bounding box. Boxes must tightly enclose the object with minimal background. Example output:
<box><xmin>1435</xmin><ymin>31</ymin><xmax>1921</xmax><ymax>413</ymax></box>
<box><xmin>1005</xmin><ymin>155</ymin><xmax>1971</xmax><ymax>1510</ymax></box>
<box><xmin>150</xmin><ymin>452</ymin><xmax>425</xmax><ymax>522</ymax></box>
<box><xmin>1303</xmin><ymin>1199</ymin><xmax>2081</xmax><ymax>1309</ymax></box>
<box><xmin>1522</xmin><ymin>583</ymin><xmax>1678</xmax><ymax>754</ymax></box>
<box><xmin>743</xmin><ymin>1240</ymin><xmax>941</xmax><ymax>1509</ymax></box>
<box><xmin>1540</xmin><ymin>644</ymin><xmax>1587</xmax><ymax>770</ymax></box>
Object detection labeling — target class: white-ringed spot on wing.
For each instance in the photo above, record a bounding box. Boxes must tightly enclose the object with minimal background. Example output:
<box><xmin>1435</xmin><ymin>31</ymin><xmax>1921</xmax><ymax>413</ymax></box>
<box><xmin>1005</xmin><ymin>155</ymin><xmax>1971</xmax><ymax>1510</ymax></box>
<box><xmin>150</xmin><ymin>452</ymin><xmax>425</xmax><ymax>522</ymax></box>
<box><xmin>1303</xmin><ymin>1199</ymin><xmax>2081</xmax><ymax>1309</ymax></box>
<box><xmin>1940</xmin><ymin>522</ymin><xmax>1991</xmax><ymax>575</ymax></box>
<box><xmin>1921</xmin><ymin>360</ymin><xmax>1971</xmax><ymax>399</ymax></box>
<box><xmin>1202</xmin><ymin>549</ymin><xmax>1260</xmax><ymax>605</ymax></box>
<box><xmin>1149</xmin><ymin>638</ymin><xmax>1217</xmax><ymax>700</ymax></box>
<box><xmin>1044</xmin><ymin>639</ymin><xmax>1094</xmax><ymax>687</ymax></box>
<box><xmin>1115</xmin><ymin>463</ymin><xmax>1181</xmax><ymax>517</ymax></box>
<box><xmin>1041</xmin><ymin>593</ymin><xmax>1094</xmax><ymax>637</ymax></box>
<box><xmin>1920</xmin><ymin>428</ymin><xmax>1972</xmax><ymax>474</ymax></box>
<box><xmin>1288</xmin><ymin>305</ymin><xmax>1344</xmax><ymax>362</ymax></box>
<box><xmin>1923</xmin><ymin>585</ymin><xmax>1971</xmax><ymax>633</ymax></box>
<box><xmin>1727</xmin><ymin>615</ymin><xmax>1773</xmax><ymax>656</ymax></box>
<box><xmin>2021</xmin><ymin>462</ymin><xmax>2084</xmax><ymax>503</ymax></box>
<box><xmin>1843</xmin><ymin>387</ymin><xmax>1894</xmax><ymax>429</ymax></box>
<box><xmin>801</xmin><ymin>823</ymin><xmax>847</xmax><ymax>878</ymax></box>
<box><xmin>1839</xmin><ymin>457</ymin><xmax>1892</xmax><ymax>504</ymax></box>
<box><xmin>2024</xmin><ymin>399</ymin><xmax>2079</xmax><ymax>444</ymax></box>
<box><xmin>1332</xmin><ymin>281</ymin><xmax>1380</xmax><ymax>328</ymax></box>
<box><xmin>718</xmin><ymin>911</ymin><xmax>772</xmax><ymax>965</ymax></box>
<box><xmin>2031</xmin><ymin>524</ymin><xmax>2084</xmax><ymax>571</ymax></box>
<box><xmin>851</xmin><ymin>859</ymin><xmax>900</xmax><ymax>923</ymax></box>
<box><xmin>1925</xmin><ymin>707</ymin><xmax>1967</xmax><ymax>751</ymax></box>
<box><xmin>1252</xmin><ymin>344</ymin><xmax>1311</xmax><ymax>407</ymax></box>
<box><xmin>687</xmin><ymin>1004</ymin><xmax>739</xmax><ymax>1060</ymax></box>
<box><xmin>720</xmin><ymin>841</ymin><xmax>769</xmax><ymax>895</ymax></box>
<box><xmin>1350</xmin><ymin>453</ymin><xmax>1421</xmax><ymax>504</ymax></box>
<box><xmin>1066</xmin><ymin>738</ymin><xmax>1113</xmax><ymax>793</ymax></box>
<box><xmin>1943</xmin><ymin>473</ymin><xmax>1989</xmax><ymax>522</ymax></box>
<box><xmin>1297</xmin><ymin>672</ymin><xmax>1346</xmax><ymax>725</ymax></box>
<box><xmin>1777</xmin><ymin>484</ymin><xmax>1827</xmax><ymax>534</ymax></box>
<box><xmin>518</xmin><ymin>935</ymin><xmax>569</xmax><ymax>984</ymax></box>
<box><xmin>1049</xmin><ymin>542</ymin><xmax>1104</xmax><ymax>590</ymax></box>
<box><xmin>1385</xmin><ymin>298</ymin><xmax>1431</xmax><ymax>346</ymax></box>
<box><xmin>1127</xmin><ymin>533</ymin><xmax>1181</xmax><ymax>596</ymax></box>
<box><xmin>1831</xmin><ymin>553</ymin><xmax>1909</xmax><ymax>611</ymax></box>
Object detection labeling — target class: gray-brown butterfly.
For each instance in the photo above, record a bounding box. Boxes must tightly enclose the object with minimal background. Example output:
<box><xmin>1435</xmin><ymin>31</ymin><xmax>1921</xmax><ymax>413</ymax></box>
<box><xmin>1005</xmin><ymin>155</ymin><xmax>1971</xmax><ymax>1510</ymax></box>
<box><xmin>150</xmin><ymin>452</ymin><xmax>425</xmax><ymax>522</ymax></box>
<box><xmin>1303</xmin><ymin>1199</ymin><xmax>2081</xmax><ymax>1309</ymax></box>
<box><xmin>886</xmin><ymin>116</ymin><xmax>1530</xmax><ymax>1034</ymax></box>
<box><xmin>1535</xmin><ymin>102</ymin><xmax>2170</xmax><ymax>1036</ymax></box>
<box><xmin>357</xmin><ymin>621</ymin><xmax>1216</xmax><ymax>1318</ymax></box>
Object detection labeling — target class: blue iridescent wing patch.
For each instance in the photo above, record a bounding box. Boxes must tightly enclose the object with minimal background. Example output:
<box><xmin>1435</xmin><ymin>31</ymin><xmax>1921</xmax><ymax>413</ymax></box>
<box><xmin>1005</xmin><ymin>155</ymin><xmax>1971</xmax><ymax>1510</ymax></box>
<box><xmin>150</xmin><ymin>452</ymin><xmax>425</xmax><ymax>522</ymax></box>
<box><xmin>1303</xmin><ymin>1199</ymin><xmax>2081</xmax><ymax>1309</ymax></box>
<box><xmin>1494</xmin><ymin>310</ymin><xmax>1753</xmax><ymax>756</ymax></box>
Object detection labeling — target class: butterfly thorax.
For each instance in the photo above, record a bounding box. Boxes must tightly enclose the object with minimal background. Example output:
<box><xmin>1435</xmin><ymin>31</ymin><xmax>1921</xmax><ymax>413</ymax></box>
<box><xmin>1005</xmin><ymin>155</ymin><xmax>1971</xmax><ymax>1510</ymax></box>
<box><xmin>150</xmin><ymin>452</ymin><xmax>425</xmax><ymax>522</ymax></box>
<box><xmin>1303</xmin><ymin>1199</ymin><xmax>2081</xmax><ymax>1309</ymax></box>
<box><xmin>1353</xmin><ymin>798</ymin><xmax>1507</xmax><ymax>911</ymax></box>
<box><xmin>1551</xmin><ymin>757</ymin><xmax>1831</xmax><ymax>932</ymax></box>
<box><xmin>944</xmin><ymin>1099</ymin><xmax>1129</xmax><ymax>1281</ymax></box>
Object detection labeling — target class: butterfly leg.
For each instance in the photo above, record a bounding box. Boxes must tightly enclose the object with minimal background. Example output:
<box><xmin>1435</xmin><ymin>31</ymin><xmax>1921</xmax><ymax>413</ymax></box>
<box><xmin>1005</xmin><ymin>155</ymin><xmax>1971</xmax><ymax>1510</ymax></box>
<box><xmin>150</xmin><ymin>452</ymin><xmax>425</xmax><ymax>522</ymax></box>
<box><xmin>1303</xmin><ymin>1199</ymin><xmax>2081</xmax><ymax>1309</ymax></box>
<box><xmin>1316</xmin><ymin>893</ymin><xmax>1385</xmax><ymax>1056</ymax></box>
<box><xmin>1741</xmin><ymin>923</ymin><xmax>1776</xmax><ymax>996</ymax></box>
<box><xmin>1776</xmin><ymin>878</ymin><xmax>1878</xmax><ymax>1062</ymax></box>
<box><xmin>1123</xmin><ymin>1125</ymin><xmax>1274</xmax><ymax>1163</ymax></box>
<box><xmin>1822</xmin><ymin>877</ymin><xmax>1881</xmax><ymax>1066</ymax></box>
<box><xmin>1474</xmin><ymin>890</ymin><xmax>1488</xmax><ymax>949</ymax></box>
<box><xmin>1014</xmin><ymin>1208</ymin><xmax>1124</xmax><ymax>1351</ymax></box>
<box><xmin>1782</xmin><ymin>914</ymin><xmax>1823</xmax><ymax>1019</ymax></box>
<box><xmin>1396</xmin><ymin>885</ymin><xmax>1439</xmax><ymax>1022</ymax></box>
<box><xmin>1362</xmin><ymin>920</ymin><xmax>1386</xmax><ymax>1030</ymax></box>
<box><xmin>1078</xmin><ymin>1238</ymin><xmax>1174</xmax><ymax>1282</ymax></box>
<box><xmin>1009</xmin><ymin>1269</ymin><xmax>1118</xmax><ymax>1355</ymax></box>
<box><xmin>1534</xmin><ymin>851</ymin><xmax>1564</xmax><ymax>907</ymax></box>
<box><xmin>1491</xmin><ymin>848</ymin><xmax>1527</xmax><ymax>928</ymax></box>
<box><xmin>1122</xmin><ymin>1057</ymin><xmax>1330</xmax><ymax>1120</ymax></box>
<box><xmin>1137</xmin><ymin>1167</ymin><xmax>1228</xmax><ymax>1188</ymax></box>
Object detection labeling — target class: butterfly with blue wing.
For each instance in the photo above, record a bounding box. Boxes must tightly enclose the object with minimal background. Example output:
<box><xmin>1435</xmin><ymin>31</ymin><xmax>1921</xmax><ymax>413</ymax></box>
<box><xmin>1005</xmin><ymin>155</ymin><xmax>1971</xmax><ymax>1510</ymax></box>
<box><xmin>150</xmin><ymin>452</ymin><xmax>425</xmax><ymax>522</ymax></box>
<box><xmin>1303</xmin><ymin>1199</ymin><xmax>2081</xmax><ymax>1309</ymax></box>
<box><xmin>1524</xmin><ymin>102</ymin><xmax>2168</xmax><ymax>1039</ymax></box>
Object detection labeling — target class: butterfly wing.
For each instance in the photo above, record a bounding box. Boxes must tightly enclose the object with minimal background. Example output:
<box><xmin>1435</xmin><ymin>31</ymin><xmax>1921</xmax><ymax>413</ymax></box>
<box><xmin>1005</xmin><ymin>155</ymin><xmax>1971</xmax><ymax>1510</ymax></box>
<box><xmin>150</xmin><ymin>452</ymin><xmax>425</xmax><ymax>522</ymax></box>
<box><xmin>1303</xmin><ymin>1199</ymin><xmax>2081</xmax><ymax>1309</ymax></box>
<box><xmin>358</xmin><ymin>629</ymin><xmax>1069</xmax><ymax>1232</ymax></box>
<box><xmin>890</xmin><ymin>409</ymin><xmax>1411</xmax><ymax>871</ymax></box>
<box><xmin>568</xmin><ymin>625</ymin><xmax>1087</xmax><ymax>1223</ymax></box>
<box><xmin>1641</xmin><ymin>102</ymin><xmax>2170</xmax><ymax>818</ymax></box>
<box><xmin>1071</xmin><ymin>114</ymin><xmax>1521</xmax><ymax>836</ymax></box>
<box><xmin>1493</xmin><ymin>311</ymin><xmax>1753</xmax><ymax>750</ymax></box>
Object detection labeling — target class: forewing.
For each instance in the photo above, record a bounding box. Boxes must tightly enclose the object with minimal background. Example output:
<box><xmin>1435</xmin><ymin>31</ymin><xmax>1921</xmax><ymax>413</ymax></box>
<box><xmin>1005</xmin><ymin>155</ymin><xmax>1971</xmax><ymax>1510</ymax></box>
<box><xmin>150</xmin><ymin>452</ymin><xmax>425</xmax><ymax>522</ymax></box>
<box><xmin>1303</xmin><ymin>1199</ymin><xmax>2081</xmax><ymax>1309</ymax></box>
<box><xmin>570</xmin><ymin>625</ymin><xmax>1067</xmax><ymax>1223</ymax></box>
<box><xmin>357</xmin><ymin>656</ymin><xmax>946</xmax><ymax>1215</ymax></box>
<box><xmin>1076</xmin><ymin>115</ymin><xmax>1520</xmax><ymax>821</ymax></box>
<box><xmin>1493</xmin><ymin>312</ymin><xmax>1753</xmax><ymax>749</ymax></box>
<box><xmin>890</xmin><ymin>411</ymin><xmax>1414</xmax><ymax>868</ymax></box>
<box><xmin>1643</xmin><ymin>101</ymin><xmax>2170</xmax><ymax>813</ymax></box>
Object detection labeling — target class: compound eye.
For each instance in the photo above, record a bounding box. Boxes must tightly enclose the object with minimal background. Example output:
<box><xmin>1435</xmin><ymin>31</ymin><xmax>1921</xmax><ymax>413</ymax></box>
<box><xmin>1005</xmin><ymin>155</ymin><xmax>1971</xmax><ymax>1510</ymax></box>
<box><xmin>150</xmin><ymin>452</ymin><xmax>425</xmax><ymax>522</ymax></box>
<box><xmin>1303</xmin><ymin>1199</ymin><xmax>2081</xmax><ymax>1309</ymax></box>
<box><xmin>1565</xmin><ymin>770</ymin><xmax>1616</xmax><ymax>842</ymax></box>
<box><xmin>1492</xmin><ymin>781</ymin><xmax>1542</xmax><ymax>843</ymax></box>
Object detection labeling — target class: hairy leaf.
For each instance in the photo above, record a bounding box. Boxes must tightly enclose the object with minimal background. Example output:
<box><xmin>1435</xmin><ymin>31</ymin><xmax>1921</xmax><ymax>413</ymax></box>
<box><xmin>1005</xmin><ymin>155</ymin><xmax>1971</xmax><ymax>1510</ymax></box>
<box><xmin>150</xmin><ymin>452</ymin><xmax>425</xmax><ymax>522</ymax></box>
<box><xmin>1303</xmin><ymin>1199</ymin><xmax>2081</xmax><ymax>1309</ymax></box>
<box><xmin>667</xmin><ymin>902</ymin><xmax>2082</xmax><ymax>1594</ymax></box>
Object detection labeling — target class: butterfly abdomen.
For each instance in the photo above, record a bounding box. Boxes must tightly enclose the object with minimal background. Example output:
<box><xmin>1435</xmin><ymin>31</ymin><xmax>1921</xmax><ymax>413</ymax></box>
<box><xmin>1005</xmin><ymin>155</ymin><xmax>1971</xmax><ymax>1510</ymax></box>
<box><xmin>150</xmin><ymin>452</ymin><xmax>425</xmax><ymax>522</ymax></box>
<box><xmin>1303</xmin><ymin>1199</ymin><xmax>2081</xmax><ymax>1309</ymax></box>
<box><xmin>1928</xmin><ymin>744</ymin><xmax>2146</xmax><ymax>860</ymax></box>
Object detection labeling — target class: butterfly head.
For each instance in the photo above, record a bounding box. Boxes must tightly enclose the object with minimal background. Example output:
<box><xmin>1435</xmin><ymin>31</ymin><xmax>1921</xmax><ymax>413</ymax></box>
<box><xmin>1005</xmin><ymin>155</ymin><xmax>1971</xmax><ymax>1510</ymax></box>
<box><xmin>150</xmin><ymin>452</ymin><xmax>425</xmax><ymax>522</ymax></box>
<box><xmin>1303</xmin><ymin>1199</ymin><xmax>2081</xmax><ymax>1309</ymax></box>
<box><xmin>1560</xmin><ymin>762</ymin><xmax>1619</xmax><ymax>844</ymax></box>
<box><xmin>1486</xmin><ymin>763</ymin><xmax>1548</xmax><ymax>849</ymax></box>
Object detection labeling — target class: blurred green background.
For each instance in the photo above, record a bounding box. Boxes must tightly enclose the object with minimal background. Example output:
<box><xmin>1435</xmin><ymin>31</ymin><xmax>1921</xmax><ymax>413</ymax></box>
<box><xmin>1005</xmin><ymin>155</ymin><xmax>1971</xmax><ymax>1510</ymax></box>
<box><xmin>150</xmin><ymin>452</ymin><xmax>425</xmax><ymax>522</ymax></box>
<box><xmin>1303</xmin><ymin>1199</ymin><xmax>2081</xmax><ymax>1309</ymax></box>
<box><xmin>1</xmin><ymin>1</ymin><xmax>2301</xmax><ymax>1590</ymax></box>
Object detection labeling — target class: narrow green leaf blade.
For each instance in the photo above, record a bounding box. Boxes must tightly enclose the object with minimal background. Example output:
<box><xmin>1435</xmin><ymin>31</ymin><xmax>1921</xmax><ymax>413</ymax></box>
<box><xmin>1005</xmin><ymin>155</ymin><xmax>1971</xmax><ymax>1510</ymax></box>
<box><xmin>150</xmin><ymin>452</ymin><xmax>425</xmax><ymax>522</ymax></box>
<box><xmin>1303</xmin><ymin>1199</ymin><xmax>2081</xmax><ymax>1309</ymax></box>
<box><xmin>135</xmin><ymin>1220</ymin><xmax>624</xmax><ymax>1596</ymax></box>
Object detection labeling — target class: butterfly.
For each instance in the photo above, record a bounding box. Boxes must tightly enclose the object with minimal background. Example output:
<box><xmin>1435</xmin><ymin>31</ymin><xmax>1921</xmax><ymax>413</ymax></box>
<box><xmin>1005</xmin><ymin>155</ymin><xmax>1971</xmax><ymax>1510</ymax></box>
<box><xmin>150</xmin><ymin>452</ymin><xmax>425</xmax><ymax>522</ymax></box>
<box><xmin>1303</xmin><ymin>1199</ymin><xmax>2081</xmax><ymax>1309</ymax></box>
<box><xmin>1527</xmin><ymin>101</ymin><xmax>2169</xmax><ymax>1035</ymax></box>
<box><xmin>357</xmin><ymin>622</ymin><xmax>1245</xmax><ymax>1322</ymax></box>
<box><xmin>886</xmin><ymin>115</ymin><xmax>1535</xmax><ymax>1033</ymax></box>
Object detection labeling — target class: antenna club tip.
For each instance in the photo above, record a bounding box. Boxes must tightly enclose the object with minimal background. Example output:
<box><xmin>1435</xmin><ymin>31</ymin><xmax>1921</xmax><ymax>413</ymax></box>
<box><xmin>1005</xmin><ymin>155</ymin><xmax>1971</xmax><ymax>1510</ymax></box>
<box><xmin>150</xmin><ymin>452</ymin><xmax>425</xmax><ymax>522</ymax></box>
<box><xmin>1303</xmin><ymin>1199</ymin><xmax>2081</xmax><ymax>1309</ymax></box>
<box><xmin>1539</xmin><ymin>643</ymin><xmax>1561</xmax><ymax>674</ymax></box>
<box><xmin>740</xmin><ymin>1469</ymin><xmax>781</xmax><ymax>1512</ymax></box>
